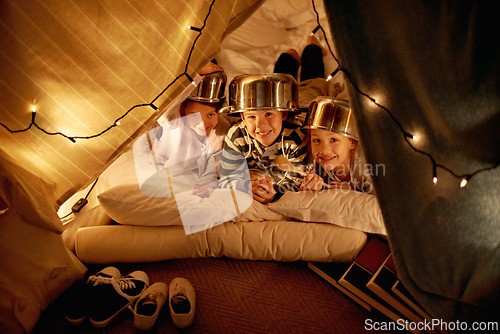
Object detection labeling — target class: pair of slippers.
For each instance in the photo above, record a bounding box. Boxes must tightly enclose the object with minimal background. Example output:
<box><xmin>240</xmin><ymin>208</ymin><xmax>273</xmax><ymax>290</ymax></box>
<box><xmin>133</xmin><ymin>277</ymin><xmax>196</xmax><ymax>331</ymax></box>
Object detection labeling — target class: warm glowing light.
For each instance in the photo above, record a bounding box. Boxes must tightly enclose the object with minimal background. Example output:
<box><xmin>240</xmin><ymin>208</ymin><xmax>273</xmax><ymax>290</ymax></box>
<box><xmin>326</xmin><ymin>75</ymin><xmax>332</xmax><ymax>81</ymax></box>
<box><xmin>433</xmin><ymin>177</ymin><xmax>438</xmax><ymax>185</ymax></box>
<box><xmin>365</xmin><ymin>92</ymin><xmax>386</xmax><ymax>109</ymax></box>
<box><xmin>404</xmin><ymin>132</ymin><xmax>415</xmax><ymax>140</ymax></box>
<box><xmin>407</xmin><ymin>130</ymin><xmax>424</xmax><ymax>144</ymax></box>
<box><xmin>31</xmin><ymin>105</ymin><xmax>36</xmax><ymax>113</ymax></box>
<box><xmin>184</xmin><ymin>73</ymin><xmax>195</xmax><ymax>85</ymax></box>
<box><xmin>187</xmin><ymin>26</ymin><xmax>201</xmax><ymax>32</ymax></box>
<box><xmin>460</xmin><ymin>178</ymin><xmax>468</xmax><ymax>188</ymax></box>
<box><xmin>115</xmin><ymin>121</ymin><xmax>121</xmax><ymax>126</ymax></box>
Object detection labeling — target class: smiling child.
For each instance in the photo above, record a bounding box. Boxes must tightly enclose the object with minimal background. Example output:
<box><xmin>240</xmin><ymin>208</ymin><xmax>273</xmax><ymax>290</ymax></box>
<box><xmin>301</xmin><ymin>97</ymin><xmax>374</xmax><ymax>194</ymax></box>
<box><xmin>219</xmin><ymin>73</ymin><xmax>308</xmax><ymax>203</ymax></box>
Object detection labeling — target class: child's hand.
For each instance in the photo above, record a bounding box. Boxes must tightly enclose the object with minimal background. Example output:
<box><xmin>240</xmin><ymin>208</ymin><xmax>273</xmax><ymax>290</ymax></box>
<box><xmin>300</xmin><ymin>173</ymin><xmax>324</xmax><ymax>191</ymax></box>
<box><xmin>192</xmin><ymin>184</ymin><xmax>210</xmax><ymax>198</ymax></box>
<box><xmin>198</xmin><ymin>62</ymin><xmax>223</xmax><ymax>75</ymax></box>
<box><xmin>323</xmin><ymin>181</ymin><xmax>351</xmax><ymax>191</ymax></box>
<box><xmin>251</xmin><ymin>176</ymin><xmax>276</xmax><ymax>204</ymax></box>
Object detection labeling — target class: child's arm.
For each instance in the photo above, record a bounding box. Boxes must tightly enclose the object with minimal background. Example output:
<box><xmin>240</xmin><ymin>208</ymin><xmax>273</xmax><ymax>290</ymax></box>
<box><xmin>192</xmin><ymin>151</ymin><xmax>220</xmax><ymax>198</ymax></box>
<box><xmin>218</xmin><ymin>128</ymin><xmax>252</xmax><ymax>194</ymax></box>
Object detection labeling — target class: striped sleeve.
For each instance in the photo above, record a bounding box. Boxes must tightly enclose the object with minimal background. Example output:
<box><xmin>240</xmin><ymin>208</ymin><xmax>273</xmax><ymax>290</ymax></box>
<box><xmin>218</xmin><ymin>125</ymin><xmax>251</xmax><ymax>193</ymax></box>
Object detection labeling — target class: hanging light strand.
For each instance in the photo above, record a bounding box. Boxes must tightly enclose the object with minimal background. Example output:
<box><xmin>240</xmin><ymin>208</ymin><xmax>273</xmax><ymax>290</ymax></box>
<box><xmin>310</xmin><ymin>0</ymin><xmax>499</xmax><ymax>188</ymax></box>
<box><xmin>1</xmin><ymin>0</ymin><xmax>497</xmax><ymax>187</ymax></box>
<box><xmin>0</xmin><ymin>0</ymin><xmax>216</xmax><ymax>143</ymax></box>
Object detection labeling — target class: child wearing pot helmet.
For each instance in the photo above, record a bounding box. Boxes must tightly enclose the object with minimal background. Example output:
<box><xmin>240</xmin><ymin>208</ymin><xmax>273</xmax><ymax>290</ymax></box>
<box><xmin>218</xmin><ymin>73</ymin><xmax>308</xmax><ymax>203</ymax></box>
<box><xmin>300</xmin><ymin>97</ymin><xmax>375</xmax><ymax>194</ymax></box>
<box><xmin>134</xmin><ymin>62</ymin><xmax>230</xmax><ymax>199</ymax></box>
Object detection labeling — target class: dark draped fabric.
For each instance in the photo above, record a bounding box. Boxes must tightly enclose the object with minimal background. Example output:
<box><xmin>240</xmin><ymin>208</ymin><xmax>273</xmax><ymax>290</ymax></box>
<box><xmin>324</xmin><ymin>0</ymin><xmax>500</xmax><ymax>323</ymax></box>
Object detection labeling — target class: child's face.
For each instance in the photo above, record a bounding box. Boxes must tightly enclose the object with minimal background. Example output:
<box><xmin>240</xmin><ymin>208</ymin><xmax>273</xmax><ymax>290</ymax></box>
<box><xmin>184</xmin><ymin>101</ymin><xmax>219</xmax><ymax>136</ymax></box>
<box><xmin>241</xmin><ymin>110</ymin><xmax>287</xmax><ymax>147</ymax></box>
<box><xmin>310</xmin><ymin>128</ymin><xmax>357</xmax><ymax>172</ymax></box>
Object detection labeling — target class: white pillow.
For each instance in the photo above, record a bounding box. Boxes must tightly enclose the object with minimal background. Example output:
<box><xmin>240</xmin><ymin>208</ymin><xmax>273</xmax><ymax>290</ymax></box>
<box><xmin>98</xmin><ymin>184</ymin><xmax>181</xmax><ymax>227</ymax></box>
<box><xmin>267</xmin><ymin>190</ymin><xmax>387</xmax><ymax>235</ymax></box>
<box><xmin>97</xmin><ymin>183</ymin><xmax>285</xmax><ymax>228</ymax></box>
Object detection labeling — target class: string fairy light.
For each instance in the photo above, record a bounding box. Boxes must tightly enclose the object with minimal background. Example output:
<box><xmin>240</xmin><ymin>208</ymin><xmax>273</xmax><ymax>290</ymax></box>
<box><xmin>1</xmin><ymin>0</ymin><xmax>498</xmax><ymax>188</ymax></box>
<box><xmin>310</xmin><ymin>25</ymin><xmax>320</xmax><ymax>36</ymax></box>
<box><xmin>460</xmin><ymin>177</ymin><xmax>469</xmax><ymax>188</ymax></box>
<box><xmin>0</xmin><ymin>0</ymin><xmax>216</xmax><ymax>143</ymax></box>
<box><xmin>309</xmin><ymin>0</ymin><xmax>499</xmax><ymax>188</ymax></box>
<box><xmin>326</xmin><ymin>67</ymin><xmax>340</xmax><ymax>81</ymax></box>
<box><xmin>187</xmin><ymin>25</ymin><xmax>202</xmax><ymax>32</ymax></box>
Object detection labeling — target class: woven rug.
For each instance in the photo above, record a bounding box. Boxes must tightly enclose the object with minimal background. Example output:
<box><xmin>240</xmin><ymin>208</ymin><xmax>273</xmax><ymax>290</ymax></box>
<box><xmin>33</xmin><ymin>257</ymin><xmax>396</xmax><ymax>333</ymax></box>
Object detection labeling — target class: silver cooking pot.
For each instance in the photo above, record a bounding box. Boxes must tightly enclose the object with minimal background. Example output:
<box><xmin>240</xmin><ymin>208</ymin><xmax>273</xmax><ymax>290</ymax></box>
<box><xmin>221</xmin><ymin>73</ymin><xmax>298</xmax><ymax>114</ymax></box>
<box><xmin>303</xmin><ymin>97</ymin><xmax>358</xmax><ymax>140</ymax></box>
<box><xmin>188</xmin><ymin>71</ymin><xmax>226</xmax><ymax>103</ymax></box>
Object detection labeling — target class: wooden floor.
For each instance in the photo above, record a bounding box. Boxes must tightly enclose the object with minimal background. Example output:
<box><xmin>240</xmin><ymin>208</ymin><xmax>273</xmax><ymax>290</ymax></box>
<box><xmin>33</xmin><ymin>257</ymin><xmax>398</xmax><ymax>334</ymax></box>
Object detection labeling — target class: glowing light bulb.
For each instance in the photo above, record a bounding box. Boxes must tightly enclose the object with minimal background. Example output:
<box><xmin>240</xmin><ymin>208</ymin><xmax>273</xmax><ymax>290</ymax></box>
<box><xmin>326</xmin><ymin>68</ymin><xmax>339</xmax><ymax>82</ymax></box>
<box><xmin>187</xmin><ymin>26</ymin><xmax>201</xmax><ymax>32</ymax></box>
<box><xmin>310</xmin><ymin>26</ymin><xmax>320</xmax><ymax>35</ymax></box>
<box><xmin>433</xmin><ymin>176</ymin><xmax>438</xmax><ymax>185</ymax></box>
<box><xmin>30</xmin><ymin>105</ymin><xmax>37</xmax><ymax>122</ymax></box>
<box><xmin>184</xmin><ymin>73</ymin><xmax>196</xmax><ymax>86</ymax></box>
<box><xmin>460</xmin><ymin>178</ymin><xmax>468</xmax><ymax>188</ymax></box>
<box><xmin>404</xmin><ymin>132</ymin><xmax>415</xmax><ymax>140</ymax></box>
<box><xmin>115</xmin><ymin>120</ymin><xmax>121</xmax><ymax>126</ymax></box>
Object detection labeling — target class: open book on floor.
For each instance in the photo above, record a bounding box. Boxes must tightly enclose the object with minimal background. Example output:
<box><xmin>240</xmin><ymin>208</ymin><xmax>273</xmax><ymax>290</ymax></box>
<box><xmin>392</xmin><ymin>279</ymin><xmax>433</xmax><ymax>322</ymax></box>
<box><xmin>366</xmin><ymin>254</ymin><xmax>424</xmax><ymax>324</ymax></box>
<box><xmin>337</xmin><ymin>236</ymin><xmax>423</xmax><ymax>334</ymax></box>
<box><xmin>308</xmin><ymin>261</ymin><xmax>371</xmax><ymax>311</ymax></box>
<box><xmin>336</xmin><ymin>237</ymin><xmax>397</xmax><ymax>319</ymax></box>
<box><xmin>309</xmin><ymin>236</ymin><xmax>436</xmax><ymax>333</ymax></box>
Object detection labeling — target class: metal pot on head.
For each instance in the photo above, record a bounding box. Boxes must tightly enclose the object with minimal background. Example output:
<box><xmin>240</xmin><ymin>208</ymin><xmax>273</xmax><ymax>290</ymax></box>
<box><xmin>188</xmin><ymin>71</ymin><xmax>227</xmax><ymax>103</ymax></box>
<box><xmin>303</xmin><ymin>97</ymin><xmax>358</xmax><ymax>140</ymax></box>
<box><xmin>221</xmin><ymin>73</ymin><xmax>298</xmax><ymax>114</ymax></box>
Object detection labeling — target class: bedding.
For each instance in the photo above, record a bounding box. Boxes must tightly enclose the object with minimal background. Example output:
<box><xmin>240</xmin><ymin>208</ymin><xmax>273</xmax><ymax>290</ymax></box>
<box><xmin>217</xmin><ymin>0</ymin><xmax>337</xmax><ymax>84</ymax></box>
<box><xmin>58</xmin><ymin>0</ymin><xmax>382</xmax><ymax>264</ymax></box>
<box><xmin>96</xmin><ymin>181</ymin><xmax>288</xmax><ymax>228</ymax></box>
<box><xmin>74</xmin><ymin>221</ymin><xmax>367</xmax><ymax>264</ymax></box>
<box><xmin>0</xmin><ymin>206</ymin><xmax>86</xmax><ymax>333</ymax></box>
<box><xmin>62</xmin><ymin>143</ymin><xmax>381</xmax><ymax>264</ymax></box>
<box><xmin>267</xmin><ymin>190</ymin><xmax>386</xmax><ymax>235</ymax></box>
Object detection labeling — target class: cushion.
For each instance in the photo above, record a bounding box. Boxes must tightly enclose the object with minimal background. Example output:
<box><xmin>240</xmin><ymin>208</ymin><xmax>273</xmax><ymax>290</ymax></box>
<box><xmin>74</xmin><ymin>220</ymin><xmax>367</xmax><ymax>264</ymax></box>
<box><xmin>98</xmin><ymin>183</ymin><xmax>181</xmax><ymax>227</ymax></box>
<box><xmin>97</xmin><ymin>181</ymin><xmax>286</xmax><ymax>228</ymax></box>
<box><xmin>0</xmin><ymin>210</ymin><xmax>86</xmax><ymax>333</ymax></box>
<box><xmin>267</xmin><ymin>189</ymin><xmax>387</xmax><ymax>235</ymax></box>
<box><xmin>0</xmin><ymin>148</ymin><xmax>62</xmax><ymax>234</ymax></box>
